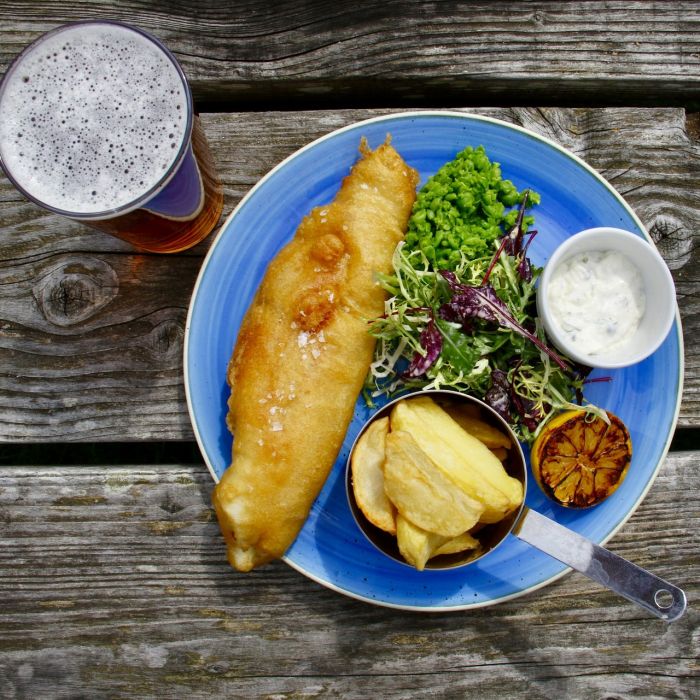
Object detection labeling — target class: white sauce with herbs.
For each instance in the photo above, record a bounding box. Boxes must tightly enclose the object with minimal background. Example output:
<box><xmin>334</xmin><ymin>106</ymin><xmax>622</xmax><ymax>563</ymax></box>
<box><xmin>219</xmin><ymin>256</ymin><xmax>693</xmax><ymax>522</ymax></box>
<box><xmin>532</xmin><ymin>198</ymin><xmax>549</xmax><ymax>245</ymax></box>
<box><xmin>547</xmin><ymin>250</ymin><xmax>646</xmax><ymax>356</ymax></box>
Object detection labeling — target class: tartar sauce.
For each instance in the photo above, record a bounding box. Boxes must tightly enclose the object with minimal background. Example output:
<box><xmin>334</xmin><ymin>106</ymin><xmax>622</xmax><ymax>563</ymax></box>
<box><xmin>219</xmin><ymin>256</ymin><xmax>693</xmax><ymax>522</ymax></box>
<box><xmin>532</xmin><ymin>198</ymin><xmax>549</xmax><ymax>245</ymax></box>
<box><xmin>547</xmin><ymin>250</ymin><xmax>646</xmax><ymax>356</ymax></box>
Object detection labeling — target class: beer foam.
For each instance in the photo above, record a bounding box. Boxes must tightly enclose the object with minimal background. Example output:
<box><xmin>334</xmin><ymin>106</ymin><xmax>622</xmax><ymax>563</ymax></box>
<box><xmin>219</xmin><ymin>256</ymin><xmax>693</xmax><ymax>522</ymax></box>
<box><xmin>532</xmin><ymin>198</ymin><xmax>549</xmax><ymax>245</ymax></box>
<box><xmin>0</xmin><ymin>23</ymin><xmax>189</xmax><ymax>215</ymax></box>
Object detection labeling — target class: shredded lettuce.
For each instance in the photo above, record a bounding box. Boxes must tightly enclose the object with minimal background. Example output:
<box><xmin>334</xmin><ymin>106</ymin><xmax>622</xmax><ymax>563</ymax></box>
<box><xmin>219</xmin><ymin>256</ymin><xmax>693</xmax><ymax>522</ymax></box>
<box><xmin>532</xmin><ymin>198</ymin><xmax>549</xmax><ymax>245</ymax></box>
<box><xmin>364</xmin><ymin>147</ymin><xmax>607</xmax><ymax>444</ymax></box>
<box><xmin>365</xmin><ymin>242</ymin><xmax>606</xmax><ymax>445</ymax></box>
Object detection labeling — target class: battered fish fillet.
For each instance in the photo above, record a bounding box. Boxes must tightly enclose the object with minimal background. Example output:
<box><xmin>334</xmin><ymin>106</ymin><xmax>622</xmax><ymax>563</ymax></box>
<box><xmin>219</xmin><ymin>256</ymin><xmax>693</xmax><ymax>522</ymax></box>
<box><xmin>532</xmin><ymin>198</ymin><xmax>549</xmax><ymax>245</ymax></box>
<box><xmin>212</xmin><ymin>137</ymin><xmax>419</xmax><ymax>571</ymax></box>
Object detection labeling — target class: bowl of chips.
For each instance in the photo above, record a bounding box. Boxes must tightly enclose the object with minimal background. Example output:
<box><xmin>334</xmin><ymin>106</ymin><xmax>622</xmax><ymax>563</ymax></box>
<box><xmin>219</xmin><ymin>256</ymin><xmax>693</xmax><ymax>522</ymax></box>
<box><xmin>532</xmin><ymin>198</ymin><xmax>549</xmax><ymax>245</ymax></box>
<box><xmin>346</xmin><ymin>389</ymin><xmax>527</xmax><ymax>570</ymax></box>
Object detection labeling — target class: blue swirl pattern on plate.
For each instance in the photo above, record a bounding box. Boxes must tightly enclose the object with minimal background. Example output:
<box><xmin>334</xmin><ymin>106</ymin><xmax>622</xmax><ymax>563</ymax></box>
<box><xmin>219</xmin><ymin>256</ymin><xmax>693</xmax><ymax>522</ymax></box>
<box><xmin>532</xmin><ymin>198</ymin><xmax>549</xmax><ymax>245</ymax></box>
<box><xmin>184</xmin><ymin>111</ymin><xmax>682</xmax><ymax>611</ymax></box>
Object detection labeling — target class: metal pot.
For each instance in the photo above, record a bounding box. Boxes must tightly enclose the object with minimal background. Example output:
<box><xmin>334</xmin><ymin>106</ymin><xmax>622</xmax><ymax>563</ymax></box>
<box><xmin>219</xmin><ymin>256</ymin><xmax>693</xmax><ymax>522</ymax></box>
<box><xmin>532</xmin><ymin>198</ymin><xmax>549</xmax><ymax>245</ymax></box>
<box><xmin>346</xmin><ymin>390</ymin><xmax>686</xmax><ymax>622</ymax></box>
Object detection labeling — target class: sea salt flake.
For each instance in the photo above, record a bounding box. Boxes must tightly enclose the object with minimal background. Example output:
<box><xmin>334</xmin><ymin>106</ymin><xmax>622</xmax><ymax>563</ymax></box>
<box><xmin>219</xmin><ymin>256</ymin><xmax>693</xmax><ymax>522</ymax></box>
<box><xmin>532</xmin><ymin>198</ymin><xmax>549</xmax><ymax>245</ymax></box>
<box><xmin>271</xmin><ymin>422</ymin><xmax>283</xmax><ymax>432</ymax></box>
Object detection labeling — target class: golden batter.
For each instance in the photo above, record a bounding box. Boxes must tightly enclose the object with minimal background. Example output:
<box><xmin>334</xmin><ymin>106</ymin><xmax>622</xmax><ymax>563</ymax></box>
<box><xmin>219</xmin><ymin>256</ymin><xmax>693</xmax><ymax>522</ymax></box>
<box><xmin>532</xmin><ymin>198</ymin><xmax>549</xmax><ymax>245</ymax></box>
<box><xmin>212</xmin><ymin>137</ymin><xmax>418</xmax><ymax>571</ymax></box>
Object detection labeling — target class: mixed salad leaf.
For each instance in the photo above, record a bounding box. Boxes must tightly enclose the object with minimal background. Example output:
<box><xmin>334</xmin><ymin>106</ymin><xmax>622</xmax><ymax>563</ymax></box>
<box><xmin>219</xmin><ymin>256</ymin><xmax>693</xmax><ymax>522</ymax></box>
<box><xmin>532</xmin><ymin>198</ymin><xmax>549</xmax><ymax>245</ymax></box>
<box><xmin>365</xmin><ymin>147</ymin><xmax>606</xmax><ymax>444</ymax></box>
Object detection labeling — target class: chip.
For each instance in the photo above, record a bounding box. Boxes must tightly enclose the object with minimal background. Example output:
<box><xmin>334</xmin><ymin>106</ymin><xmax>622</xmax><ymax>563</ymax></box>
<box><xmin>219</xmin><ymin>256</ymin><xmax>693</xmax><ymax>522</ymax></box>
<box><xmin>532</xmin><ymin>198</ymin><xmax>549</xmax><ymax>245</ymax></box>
<box><xmin>444</xmin><ymin>403</ymin><xmax>512</xmax><ymax>449</ymax></box>
<box><xmin>432</xmin><ymin>531</ymin><xmax>481</xmax><ymax>557</ymax></box>
<box><xmin>383</xmin><ymin>430</ymin><xmax>484</xmax><ymax>537</ymax></box>
<box><xmin>395</xmin><ymin>515</ymin><xmax>448</xmax><ymax>571</ymax></box>
<box><xmin>350</xmin><ymin>417</ymin><xmax>396</xmax><ymax>534</ymax></box>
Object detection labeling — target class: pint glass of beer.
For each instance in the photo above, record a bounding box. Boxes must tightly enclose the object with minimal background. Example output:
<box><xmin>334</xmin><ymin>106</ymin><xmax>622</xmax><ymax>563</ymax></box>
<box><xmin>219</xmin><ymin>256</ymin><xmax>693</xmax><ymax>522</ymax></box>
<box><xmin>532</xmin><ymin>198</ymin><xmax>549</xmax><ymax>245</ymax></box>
<box><xmin>0</xmin><ymin>21</ymin><xmax>223</xmax><ymax>253</ymax></box>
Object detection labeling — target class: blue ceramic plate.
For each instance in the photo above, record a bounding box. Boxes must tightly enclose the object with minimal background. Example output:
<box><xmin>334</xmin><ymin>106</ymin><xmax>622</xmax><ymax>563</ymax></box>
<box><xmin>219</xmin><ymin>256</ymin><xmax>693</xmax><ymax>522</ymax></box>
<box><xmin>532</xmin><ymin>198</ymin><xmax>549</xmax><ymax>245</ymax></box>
<box><xmin>184</xmin><ymin>111</ymin><xmax>683</xmax><ymax>611</ymax></box>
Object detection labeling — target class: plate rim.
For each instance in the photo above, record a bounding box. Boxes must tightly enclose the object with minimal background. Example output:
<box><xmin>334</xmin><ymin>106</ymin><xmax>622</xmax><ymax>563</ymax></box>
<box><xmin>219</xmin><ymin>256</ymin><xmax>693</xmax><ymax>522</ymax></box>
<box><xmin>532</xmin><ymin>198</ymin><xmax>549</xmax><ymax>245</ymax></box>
<box><xmin>184</xmin><ymin>109</ymin><xmax>684</xmax><ymax>611</ymax></box>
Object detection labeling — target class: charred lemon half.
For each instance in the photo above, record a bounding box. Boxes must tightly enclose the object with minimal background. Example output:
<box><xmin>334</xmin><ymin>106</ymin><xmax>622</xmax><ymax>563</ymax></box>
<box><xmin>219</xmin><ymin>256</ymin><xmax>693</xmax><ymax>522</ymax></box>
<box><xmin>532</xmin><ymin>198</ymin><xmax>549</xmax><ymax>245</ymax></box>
<box><xmin>531</xmin><ymin>410</ymin><xmax>632</xmax><ymax>508</ymax></box>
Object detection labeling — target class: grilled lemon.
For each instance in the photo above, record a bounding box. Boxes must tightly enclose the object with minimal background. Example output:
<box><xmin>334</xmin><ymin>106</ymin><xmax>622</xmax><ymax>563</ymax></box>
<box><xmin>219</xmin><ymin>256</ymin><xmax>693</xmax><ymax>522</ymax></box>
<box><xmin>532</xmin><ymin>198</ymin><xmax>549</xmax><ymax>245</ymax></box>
<box><xmin>531</xmin><ymin>410</ymin><xmax>632</xmax><ymax>508</ymax></box>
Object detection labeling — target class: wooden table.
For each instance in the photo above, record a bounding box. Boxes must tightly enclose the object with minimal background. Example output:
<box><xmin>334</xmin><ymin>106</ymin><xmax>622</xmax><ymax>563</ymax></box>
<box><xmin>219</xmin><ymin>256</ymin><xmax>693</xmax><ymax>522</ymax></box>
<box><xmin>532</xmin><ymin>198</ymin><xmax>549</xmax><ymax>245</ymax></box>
<box><xmin>1</xmin><ymin>2</ymin><xmax>698</xmax><ymax>697</ymax></box>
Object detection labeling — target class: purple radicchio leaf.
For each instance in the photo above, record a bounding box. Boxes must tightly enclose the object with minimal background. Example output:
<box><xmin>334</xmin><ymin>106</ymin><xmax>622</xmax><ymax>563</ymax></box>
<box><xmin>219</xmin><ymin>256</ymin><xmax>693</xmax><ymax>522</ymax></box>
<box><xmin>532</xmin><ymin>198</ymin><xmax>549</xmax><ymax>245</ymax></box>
<box><xmin>516</xmin><ymin>230</ymin><xmax>537</xmax><ymax>282</ymax></box>
<box><xmin>482</xmin><ymin>191</ymin><xmax>537</xmax><ymax>284</ymax></box>
<box><xmin>441</xmin><ymin>269</ymin><xmax>468</xmax><ymax>293</ymax></box>
<box><xmin>439</xmin><ymin>271</ymin><xmax>569</xmax><ymax>372</ymax></box>
<box><xmin>509</xmin><ymin>387</ymin><xmax>542</xmax><ymax>432</ymax></box>
<box><xmin>404</xmin><ymin>315</ymin><xmax>443</xmax><ymax>378</ymax></box>
<box><xmin>487</xmin><ymin>367</ymin><xmax>544</xmax><ymax>431</ymax></box>
<box><xmin>481</xmin><ymin>234</ymin><xmax>509</xmax><ymax>287</ymax></box>
<box><xmin>441</xmin><ymin>285</ymin><xmax>503</xmax><ymax>325</ymax></box>
<box><xmin>438</xmin><ymin>301</ymin><xmax>474</xmax><ymax>333</ymax></box>
<box><xmin>503</xmin><ymin>190</ymin><xmax>530</xmax><ymax>257</ymax></box>
<box><xmin>484</xmin><ymin>369</ymin><xmax>511</xmax><ymax>423</ymax></box>
<box><xmin>509</xmin><ymin>360</ymin><xmax>545</xmax><ymax>430</ymax></box>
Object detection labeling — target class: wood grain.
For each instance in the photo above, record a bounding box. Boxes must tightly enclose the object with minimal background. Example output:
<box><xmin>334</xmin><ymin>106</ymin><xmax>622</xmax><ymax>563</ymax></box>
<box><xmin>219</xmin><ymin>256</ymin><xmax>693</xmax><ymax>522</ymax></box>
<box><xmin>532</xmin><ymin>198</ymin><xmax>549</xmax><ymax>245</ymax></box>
<box><xmin>0</xmin><ymin>453</ymin><xmax>697</xmax><ymax>698</ymax></box>
<box><xmin>0</xmin><ymin>107</ymin><xmax>697</xmax><ymax>442</ymax></box>
<box><xmin>1</xmin><ymin>6</ymin><xmax>697</xmax><ymax>696</ymax></box>
<box><xmin>0</xmin><ymin>1</ymin><xmax>699</xmax><ymax>108</ymax></box>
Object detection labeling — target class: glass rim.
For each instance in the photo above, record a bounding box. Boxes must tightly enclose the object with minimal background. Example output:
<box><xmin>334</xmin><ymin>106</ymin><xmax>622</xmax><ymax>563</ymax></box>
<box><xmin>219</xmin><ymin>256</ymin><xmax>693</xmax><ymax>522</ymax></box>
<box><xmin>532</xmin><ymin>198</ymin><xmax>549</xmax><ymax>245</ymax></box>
<box><xmin>0</xmin><ymin>19</ymin><xmax>195</xmax><ymax>221</ymax></box>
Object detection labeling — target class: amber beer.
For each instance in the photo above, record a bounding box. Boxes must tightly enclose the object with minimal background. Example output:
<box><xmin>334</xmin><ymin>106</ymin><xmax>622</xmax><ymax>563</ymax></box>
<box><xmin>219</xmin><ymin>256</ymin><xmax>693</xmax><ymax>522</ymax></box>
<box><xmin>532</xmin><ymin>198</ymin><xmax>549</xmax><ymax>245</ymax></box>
<box><xmin>0</xmin><ymin>21</ymin><xmax>223</xmax><ymax>253</ymax></box>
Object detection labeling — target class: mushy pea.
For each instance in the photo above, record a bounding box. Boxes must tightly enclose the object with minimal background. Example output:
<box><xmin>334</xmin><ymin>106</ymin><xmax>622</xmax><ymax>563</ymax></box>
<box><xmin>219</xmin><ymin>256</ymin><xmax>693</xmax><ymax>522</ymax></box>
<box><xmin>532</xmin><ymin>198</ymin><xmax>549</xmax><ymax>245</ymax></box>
<box><xmin>404</xmin><ymin>145</ymin><xmax>540</xmax><ymax>270</ymax></box>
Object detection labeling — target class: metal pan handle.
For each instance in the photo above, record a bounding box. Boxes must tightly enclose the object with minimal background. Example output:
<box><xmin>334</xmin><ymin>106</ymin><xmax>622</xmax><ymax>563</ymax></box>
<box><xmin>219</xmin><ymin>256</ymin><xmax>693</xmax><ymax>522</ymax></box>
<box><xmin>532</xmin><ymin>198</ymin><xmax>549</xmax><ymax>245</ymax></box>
<box><xmin>513</xmin><ymin>507</ymin><xmax>687</xmax><ymax>622</ymax></box>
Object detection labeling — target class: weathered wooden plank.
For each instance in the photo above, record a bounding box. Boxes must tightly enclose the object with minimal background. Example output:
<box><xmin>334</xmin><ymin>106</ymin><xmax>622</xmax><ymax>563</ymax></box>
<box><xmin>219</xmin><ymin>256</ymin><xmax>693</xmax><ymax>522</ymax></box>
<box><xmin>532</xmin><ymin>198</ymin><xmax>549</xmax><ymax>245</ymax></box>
<box><xmin>0</xmin><ymin>453</ymin><xmax>697</xmax><ymax>698</ymax></box>
<box><xmin>0</xmin><ymin>107</ymin><xmax>698</xmax><ymax>441</ymax></box>
<box><xmin>0</xmin><ymin>1</ymin><xmax>698</xmax><ymax>107</ymax></box>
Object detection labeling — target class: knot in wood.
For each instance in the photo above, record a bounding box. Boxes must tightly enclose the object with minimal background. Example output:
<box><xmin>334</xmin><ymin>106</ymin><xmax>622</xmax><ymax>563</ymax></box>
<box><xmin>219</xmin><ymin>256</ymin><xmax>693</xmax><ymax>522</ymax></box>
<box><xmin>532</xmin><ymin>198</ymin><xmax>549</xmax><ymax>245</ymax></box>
<box><xmin>648</xmin><ymin>213</ymin><xmax>693</xmax><ymax>270</ymax></box>
<box><xmin>532</xmin><ymin>10</ymin><xmax>546</xmax><ymax>25</ymax></box>
<box><xmin>148</xmin><ymin>318</ymin><xmax>184</xmax><ymax>362</ymax></box>
<box><xmin>35</xmin><ymin>256</ymin><xmax>119</xmax><ymax>327</ymax></box>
